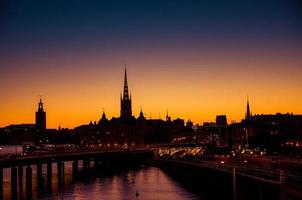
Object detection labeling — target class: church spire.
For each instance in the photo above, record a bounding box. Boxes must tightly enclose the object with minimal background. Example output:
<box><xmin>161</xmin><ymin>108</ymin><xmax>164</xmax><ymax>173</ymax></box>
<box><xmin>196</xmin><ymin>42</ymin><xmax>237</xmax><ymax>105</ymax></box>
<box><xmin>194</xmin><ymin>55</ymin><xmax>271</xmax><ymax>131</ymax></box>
<box><xmin>120</xmin><ymin>67</ymin><xmax>132</xmax><ymax>119</ymax></box>
<box><xmin>123</xmin><ymin>66</ymin><xmax>129</xmax><ymax>100</ymax></box>
<box><xmin>102</xmin><ymin>108</ymin><xmax>106</xmax><ymax>119</ymax></box>
<box><xmin>245</xmin><ymin>97</ymin><xmax>251</xmax><ymax>121</ymax></box>
<box><xmin>166</xmin><ymin>109</ymin><xmax>171</xmax><ymax>122</ymax></box>
<box><xmin>124</xmin><ymin>66</ymin><xmax>128</xmax><ymax>87</ymax></box>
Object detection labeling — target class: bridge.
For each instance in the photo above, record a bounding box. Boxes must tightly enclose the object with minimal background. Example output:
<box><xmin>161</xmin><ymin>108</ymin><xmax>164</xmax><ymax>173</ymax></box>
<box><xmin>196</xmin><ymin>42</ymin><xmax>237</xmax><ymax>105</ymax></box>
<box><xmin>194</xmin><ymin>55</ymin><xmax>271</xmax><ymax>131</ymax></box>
<box><xmin>0</xmin><ymin>147</ymin><xmax>154</xmax><ymax>199</ymax></box>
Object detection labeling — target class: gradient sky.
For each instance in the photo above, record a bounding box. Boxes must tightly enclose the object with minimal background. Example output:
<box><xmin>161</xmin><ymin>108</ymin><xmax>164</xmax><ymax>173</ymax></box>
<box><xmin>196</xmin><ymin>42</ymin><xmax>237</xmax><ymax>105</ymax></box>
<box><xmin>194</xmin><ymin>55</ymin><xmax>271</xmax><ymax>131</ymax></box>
<box><xmin>0</xmin><ymin>0</ymin><xmax>302</xmax><ymax>128</ymax></box>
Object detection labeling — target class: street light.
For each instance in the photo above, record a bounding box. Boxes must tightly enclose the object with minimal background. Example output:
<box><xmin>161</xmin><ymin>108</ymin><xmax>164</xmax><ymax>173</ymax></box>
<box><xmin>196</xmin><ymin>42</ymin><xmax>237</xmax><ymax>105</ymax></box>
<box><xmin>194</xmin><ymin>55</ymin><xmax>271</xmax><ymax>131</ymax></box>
<box><xmin>243</xmin><ymin>128</ymin><xmax>249</xmax><ymax>149</ymax></box>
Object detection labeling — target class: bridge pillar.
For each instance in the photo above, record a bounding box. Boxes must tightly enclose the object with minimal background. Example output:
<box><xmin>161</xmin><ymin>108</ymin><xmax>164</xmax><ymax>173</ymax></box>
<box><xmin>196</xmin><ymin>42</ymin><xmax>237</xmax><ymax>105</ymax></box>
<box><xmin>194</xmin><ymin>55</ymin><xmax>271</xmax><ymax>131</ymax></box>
<box><xmin>46</xmin><ymin>162</ymin><xmax>52</xmax><ymax>190</ymax></box>
<box><xmin>18</xmin><ymin>165</ymin><xmax>23</xmax><ymax>194</ymax></box>
<box><xmin>94</xmin><ymin>159</ymin><xmax>98</xmax><ymax>168</ymax></box>
<box><xmin>72</xmin><ymin>160</ymin><xmax>78</xmax><ymax>178</ymax></box>
<box><xmin>0</xmin><ymin>168</ymin><xmax>3</xmax><ymax>198</ymax></box>
<box><xmin>280</xmin><ymin>170</ymin><xmax>286</xmax><ymax>200</ymax></box>
<box><xmin>11</xmin><ymin>167</ymin><xmax>18</xmax><ymax>199</ymax></box>
<box><xmin>57</xmin><ymin>161</ymin><xmax>64</xmax><ymax>187</ymax></box>
<box><xmin>87</xmin><ymin>159</ymin><xmax>90</xmax><ymax>169</ymax></box>
<box><xmin>37</xmin><ymin>163</ymin><xmax>43</xmax><ymax>191</ymax></box>
<box><xmin>26</xmin><ymin>166</ymin><xmax>32</xmax><ymax>197</ymax></box>
<box><xmin>83</xmin><ymin>159</ymin><xmax>89</xmax><ymax>170</ymax></box>
<box><xmin>232</xmin><ymin>168</ymin><xmax>237</xmax><ymax>200</ymax></box>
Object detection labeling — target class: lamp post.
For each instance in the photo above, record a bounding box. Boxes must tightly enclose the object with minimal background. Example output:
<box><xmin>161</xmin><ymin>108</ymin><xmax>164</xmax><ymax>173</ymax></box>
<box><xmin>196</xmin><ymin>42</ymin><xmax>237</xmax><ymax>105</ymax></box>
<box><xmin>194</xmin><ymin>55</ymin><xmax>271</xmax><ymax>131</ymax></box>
<box><xmin>245</xmin><ymin>127</ymin><xmax>249</xmax><ymax>148</ymax></box>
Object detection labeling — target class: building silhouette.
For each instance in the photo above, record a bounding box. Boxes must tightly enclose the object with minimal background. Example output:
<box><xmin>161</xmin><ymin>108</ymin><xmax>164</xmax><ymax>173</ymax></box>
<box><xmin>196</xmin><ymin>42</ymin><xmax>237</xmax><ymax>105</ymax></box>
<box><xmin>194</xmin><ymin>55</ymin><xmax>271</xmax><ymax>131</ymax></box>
<box><xmin>35</xmin><ymin>98</ymin><xmax>46</xmax><ymax>131</ymax></box>
<box><xmin>73</xmin><ymin>68</ymin><xmax>188</xmax><ymax>145</ymax></box>
<box><xmin>120</xmin><ymin>68</ymin><xmax>132</xmax><ymax>119</ymax></box>
<box><xmin>99</xmin><ymin>110</ymin><xmax>108</xmax><ymax>125</ymax></box>
<box><xmin>166</xmin><ymin>111</ymin><xmax>171</xmax><ymax>122</ymax></box>
<box><xmin>2</xmin><ymin>68</ymin><xmax>302</xmax><ymax>154</ymax></box>
<box><xmin>245</xmin><ymin>98</ymin><xmax>252</xmax><ymax>121</ymax></box>
<box><xmin>137</xmin><ymin>108</ymin><xmax>146</xmax><ymax>121</ymax></box>
<box><xmin>216</xmin><ymin>115</ymin><xmax>227</xmax><ymax>127</ymax></box>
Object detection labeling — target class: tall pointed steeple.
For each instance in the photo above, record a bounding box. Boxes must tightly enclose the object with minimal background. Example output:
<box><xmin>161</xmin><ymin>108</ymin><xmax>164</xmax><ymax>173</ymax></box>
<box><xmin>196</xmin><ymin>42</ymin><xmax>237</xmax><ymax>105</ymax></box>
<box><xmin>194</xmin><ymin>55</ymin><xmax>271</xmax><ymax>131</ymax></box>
<box><xmin>124</xmin><ymin>67</ymin><xmax>128</xmax><ymax>87</ymax></box>
<box><xmin>120</xmin><ymin>66</ymin><xmax>132</xmax><ymax>119</ymax></box>
<box><xmin>245</xmin><ymin>97</ymin><xmax>251</xmax><ymax>121</ymax></box>
<box><xmin>166</xmin><ymin>110</ymin><xmax>171</xmax><ymax>122</ymax></box>
<box><xmin>123</xmin><ymin>67</ymin><xmax>129</xmax><ymax>100</ymax></box>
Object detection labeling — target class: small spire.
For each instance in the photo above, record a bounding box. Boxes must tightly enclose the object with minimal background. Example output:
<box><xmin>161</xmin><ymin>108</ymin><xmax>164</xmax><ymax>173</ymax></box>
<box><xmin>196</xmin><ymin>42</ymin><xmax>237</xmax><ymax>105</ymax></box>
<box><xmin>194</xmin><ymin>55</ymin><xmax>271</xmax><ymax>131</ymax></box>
<box><xmin>38</xmin><ymin>96</ymin><xmax>44</xmax><ymax>111</ymax></box>
<box><xmin>166</xmin><ymin>109</ymin><xmax>171</xmax><ymax>121</ymax></box>
<box><xmin>245</xmin><ymin>96</ymin><xmax>251</xmax><ymax>120</ymax></box>
<box><xmin>138</xmin><ymin>106</ymin><xmax>145</xmax><ymax>120</ymax></box>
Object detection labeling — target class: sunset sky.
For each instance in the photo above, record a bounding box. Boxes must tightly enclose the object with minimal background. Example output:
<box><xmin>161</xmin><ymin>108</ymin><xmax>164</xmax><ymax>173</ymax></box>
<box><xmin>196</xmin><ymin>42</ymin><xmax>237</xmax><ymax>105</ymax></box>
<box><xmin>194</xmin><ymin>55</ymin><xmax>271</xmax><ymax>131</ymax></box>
<box><xmin>0</xmin><ymin>0</ymin><xmax>302</xmax><ymax>128</ymax></box>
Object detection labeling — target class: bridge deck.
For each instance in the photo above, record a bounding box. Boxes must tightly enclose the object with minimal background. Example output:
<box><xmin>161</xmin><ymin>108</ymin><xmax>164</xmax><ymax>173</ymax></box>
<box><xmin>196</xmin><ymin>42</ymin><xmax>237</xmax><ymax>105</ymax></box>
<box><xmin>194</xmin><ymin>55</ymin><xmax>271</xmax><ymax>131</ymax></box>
<box><xmin>0</xmin><ymin>149</ymin><xmax>153</xmax><ymax>168</ymax></box>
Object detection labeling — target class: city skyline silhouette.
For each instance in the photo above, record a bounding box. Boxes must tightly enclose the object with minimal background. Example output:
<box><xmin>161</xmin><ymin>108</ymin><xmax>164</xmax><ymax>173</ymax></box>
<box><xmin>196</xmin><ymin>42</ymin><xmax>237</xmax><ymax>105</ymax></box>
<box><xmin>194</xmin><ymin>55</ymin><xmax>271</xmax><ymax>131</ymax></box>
<box><xmin>0</xmin><ymin>0</ymin><xmax>301</xmax><ymax>128</ymax></box>
<box><xmin>0</xmin><ymin>67</ymin><xmax>300</xmax><ymax>129</ymax></box>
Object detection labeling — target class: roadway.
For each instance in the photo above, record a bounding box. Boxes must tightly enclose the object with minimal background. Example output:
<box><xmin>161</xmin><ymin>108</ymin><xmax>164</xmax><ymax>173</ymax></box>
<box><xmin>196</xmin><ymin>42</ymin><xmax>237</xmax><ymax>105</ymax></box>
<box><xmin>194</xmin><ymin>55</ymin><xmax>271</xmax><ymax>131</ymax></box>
<box><xmin>0</xmin><ymin>147</ymin><xmax>153</xmax><ymax>168</ymax></box>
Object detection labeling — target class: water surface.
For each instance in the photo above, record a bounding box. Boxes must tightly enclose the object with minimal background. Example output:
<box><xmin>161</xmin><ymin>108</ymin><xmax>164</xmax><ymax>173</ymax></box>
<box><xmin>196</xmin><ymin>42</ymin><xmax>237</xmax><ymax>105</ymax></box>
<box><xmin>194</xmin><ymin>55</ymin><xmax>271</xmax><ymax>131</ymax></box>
<box><xmin>3</xmin><ymin>164</ymin><xmax>200</xmax><ymax>200</ymax></box>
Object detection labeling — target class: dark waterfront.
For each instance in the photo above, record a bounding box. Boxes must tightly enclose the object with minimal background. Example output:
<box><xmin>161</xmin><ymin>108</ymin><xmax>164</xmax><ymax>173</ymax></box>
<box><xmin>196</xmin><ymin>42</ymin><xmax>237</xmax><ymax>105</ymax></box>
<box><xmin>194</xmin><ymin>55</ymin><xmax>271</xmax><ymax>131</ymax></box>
<box><xmin>1</xmin><ymin>146</ymin><xmax>301</xmax><ymax>200</ymax></box>
<box><xmin>2</xmin><ymin>164</ymin><xmax>199</xmax><ymax>200</ymax></box>
<box><xmin>1</xmin><ymin>1</ymin><xmax>302</xmax><ymax>199</ymax></box>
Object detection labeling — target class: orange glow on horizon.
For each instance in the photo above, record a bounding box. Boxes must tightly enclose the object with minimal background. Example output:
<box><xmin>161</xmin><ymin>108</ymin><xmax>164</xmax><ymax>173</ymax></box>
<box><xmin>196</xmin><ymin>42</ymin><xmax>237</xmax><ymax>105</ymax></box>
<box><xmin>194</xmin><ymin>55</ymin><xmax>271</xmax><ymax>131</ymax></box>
<box><xmin>0</xmin><ymin>48</ymin><xmax>302</xmax><ymax>128</ymax></box>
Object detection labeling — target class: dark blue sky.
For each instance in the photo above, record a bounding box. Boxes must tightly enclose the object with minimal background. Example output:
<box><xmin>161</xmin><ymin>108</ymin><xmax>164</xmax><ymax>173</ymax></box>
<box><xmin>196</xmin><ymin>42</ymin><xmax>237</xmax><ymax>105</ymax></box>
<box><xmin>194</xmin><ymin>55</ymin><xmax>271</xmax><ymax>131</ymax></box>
<box><xmin>1</xmin><ymin>0</ymin><xmax>301</xmax><ymax>59</ymax></box>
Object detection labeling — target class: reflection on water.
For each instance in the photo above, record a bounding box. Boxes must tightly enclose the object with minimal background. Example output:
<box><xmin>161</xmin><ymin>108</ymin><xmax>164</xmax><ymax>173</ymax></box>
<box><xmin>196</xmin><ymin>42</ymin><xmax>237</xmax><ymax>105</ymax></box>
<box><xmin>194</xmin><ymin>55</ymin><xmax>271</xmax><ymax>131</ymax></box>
<box><xmin>0</xmin><ymin>145</ymin><xmax>23</xmax><ymax>155</ymax></box>
<box><xmin>2</xmin><ymin>163</ymin><xmax>199</xmax><ymax>200</ymax></box>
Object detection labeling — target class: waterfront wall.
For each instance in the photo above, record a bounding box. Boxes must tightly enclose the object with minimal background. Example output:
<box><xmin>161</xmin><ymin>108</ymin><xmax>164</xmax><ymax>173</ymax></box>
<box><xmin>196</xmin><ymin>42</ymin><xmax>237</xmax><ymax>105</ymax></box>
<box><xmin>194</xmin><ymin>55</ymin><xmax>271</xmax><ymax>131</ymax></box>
<box><xmin>157</xmin><ymin>159</ymin><xmax>281</xmax><ymax>200</ymax></box>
